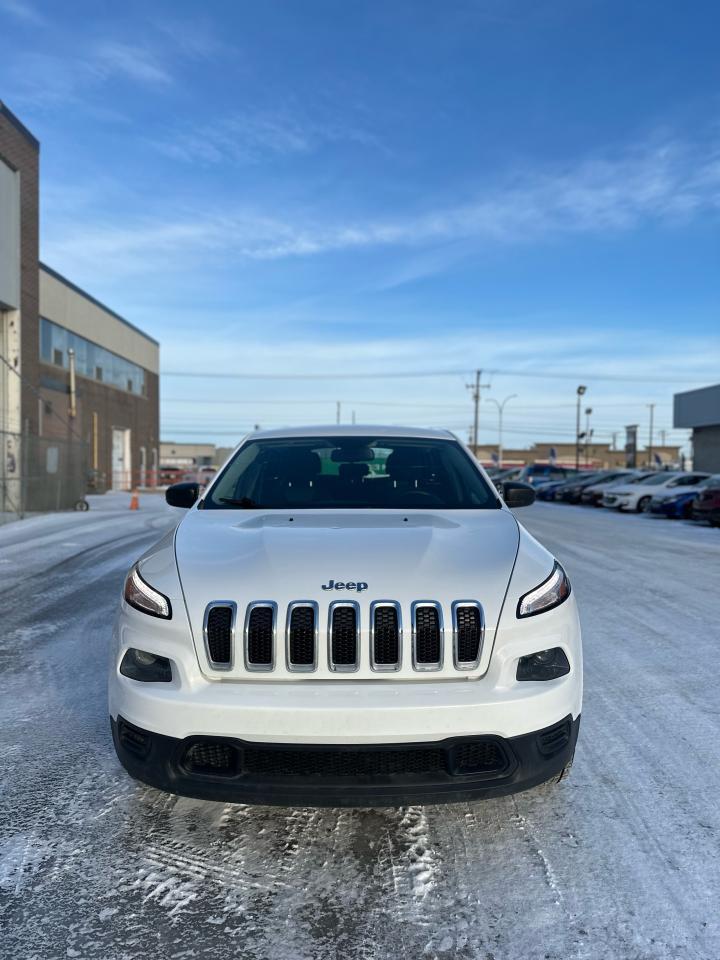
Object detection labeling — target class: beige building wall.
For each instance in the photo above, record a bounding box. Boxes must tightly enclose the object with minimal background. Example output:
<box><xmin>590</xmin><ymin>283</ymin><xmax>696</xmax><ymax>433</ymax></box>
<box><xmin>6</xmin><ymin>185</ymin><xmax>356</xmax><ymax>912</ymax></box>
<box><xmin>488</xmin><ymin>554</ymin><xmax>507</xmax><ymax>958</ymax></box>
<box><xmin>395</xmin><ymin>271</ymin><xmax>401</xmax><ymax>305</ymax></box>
<box><xmin>0</xmin><ymin>157</ymin><xmax>20</xmax><ymax>310</ymax></box>
<box><xmin>40</xmin><ymin>266</ymin><xmax>159</xmax><ymax>374</ymax></box>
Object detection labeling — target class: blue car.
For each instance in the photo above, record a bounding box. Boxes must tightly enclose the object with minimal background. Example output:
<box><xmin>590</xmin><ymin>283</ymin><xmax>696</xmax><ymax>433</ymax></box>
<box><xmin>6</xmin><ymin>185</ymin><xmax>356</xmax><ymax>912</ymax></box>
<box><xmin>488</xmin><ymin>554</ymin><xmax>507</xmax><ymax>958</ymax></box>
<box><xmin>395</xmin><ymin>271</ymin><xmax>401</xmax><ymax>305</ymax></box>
<box><xmin>648</xmin><ymin>490</ymin><xmax>701</xmax><ymax>519</ymax></box>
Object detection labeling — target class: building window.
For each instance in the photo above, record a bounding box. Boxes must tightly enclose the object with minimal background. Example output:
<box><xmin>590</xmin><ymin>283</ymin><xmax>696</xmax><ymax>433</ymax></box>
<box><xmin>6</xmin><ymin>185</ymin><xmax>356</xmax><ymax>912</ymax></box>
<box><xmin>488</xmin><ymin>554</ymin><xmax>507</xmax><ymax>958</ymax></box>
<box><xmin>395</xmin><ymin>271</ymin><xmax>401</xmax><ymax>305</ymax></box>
<box><xmin>39</xmin><ymin>317</ymin><xmax>146</xmax><ymax>396</ymax></box>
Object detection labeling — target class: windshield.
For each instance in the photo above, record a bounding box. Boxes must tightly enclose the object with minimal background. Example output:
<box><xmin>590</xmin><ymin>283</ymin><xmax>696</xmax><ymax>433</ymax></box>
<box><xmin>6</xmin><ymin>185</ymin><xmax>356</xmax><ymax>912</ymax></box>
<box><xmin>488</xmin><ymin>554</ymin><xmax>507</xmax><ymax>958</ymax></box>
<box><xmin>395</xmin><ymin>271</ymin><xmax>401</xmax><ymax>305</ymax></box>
<box><xmin>204</xmin><ymin>436</ymin><xmax>499</xmax><ymax>510</ymax></box>
<box><xmin>638</xmin><ymin>473</ymin><xmax>676</xmax><ymax>485</ymax></box>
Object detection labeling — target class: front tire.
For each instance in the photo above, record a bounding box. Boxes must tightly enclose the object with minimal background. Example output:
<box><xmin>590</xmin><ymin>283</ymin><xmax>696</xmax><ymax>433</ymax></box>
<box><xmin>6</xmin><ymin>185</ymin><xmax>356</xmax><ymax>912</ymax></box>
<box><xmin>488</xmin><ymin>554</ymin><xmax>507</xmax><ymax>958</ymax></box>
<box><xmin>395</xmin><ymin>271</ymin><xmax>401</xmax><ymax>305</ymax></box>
<box><xmin>637</xmin><ymin>496</ymin><xmax>651</xmax><ymax>512</ymax></box>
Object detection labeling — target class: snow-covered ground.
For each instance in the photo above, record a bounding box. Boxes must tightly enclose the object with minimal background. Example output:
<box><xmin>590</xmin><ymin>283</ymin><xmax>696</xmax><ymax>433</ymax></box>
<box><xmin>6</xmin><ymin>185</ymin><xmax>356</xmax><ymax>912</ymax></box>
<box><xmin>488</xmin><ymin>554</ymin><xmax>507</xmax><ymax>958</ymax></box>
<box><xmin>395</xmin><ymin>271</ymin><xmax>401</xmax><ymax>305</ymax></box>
<box><xmin>1</xmin><ymin>498</ymin><xmax>718</xmax><ymax>959</ymax></box>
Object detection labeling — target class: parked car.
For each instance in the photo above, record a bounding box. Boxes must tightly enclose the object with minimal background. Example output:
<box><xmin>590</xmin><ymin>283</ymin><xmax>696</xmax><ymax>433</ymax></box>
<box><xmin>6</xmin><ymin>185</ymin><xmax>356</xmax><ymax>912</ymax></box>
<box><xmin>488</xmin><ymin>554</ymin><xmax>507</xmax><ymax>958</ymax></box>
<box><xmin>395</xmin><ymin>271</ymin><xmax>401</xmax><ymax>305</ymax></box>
<box><xmin>603</xmin><ymin>472</ymin><xmax>710</xmax><ymax>513</ymax></box>
<box><xmin>518</xmin><ymin>464</ymin><xmax>579</xmax><ymax>487</ymax></box>
<box><xmin>648</xmin><ymin>476</ymin><xmax>717</xmax><ymax>519</ymax></box>
<box><xmin>111</xmin><ymin>426</ymin><xmax>581</xmax><ymax>806</ymax></box>
<box><xmin>556</xmin><ymin>471</ymin><xmax>614</xmax><ymax>504</ymax></box>
<box><xmin>536</xmin><ymin>479</ymin><xmax>571</xmax><ymax>501</ymax></box>
<box><xmin>579</xmin><ymin>470</ymin><xmax>646</xmax><ymax>506</ymax></box>
<box><xmin>691</xmin><ymin>475</ymin><xmax>720</xmax><ymax>526</ymax></box>
<box><xmin>159</xmin><ymin>465</ymin><xmax>184</xmax><ymax>486</ymax></box>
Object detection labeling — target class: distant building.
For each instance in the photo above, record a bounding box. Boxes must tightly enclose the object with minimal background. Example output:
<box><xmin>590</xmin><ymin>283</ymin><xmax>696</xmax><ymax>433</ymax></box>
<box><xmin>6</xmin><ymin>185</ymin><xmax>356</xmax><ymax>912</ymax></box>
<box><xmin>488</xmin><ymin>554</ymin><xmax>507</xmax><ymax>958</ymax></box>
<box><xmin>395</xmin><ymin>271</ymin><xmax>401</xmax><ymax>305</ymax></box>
<box><xmin>160</xmin><ymin>442</ymin><xmax>239</xmax><ymax>469</ymax></box>
<box><xmin>160</xmin><ymin>442</ymin><xmax>217</xmax><ymax>467</ymax></box>
<box><xmin>1</xmin><ymin>100</ymin><xmax>159</xmax><ymax>512</ymax></box>
<box><xmin>474</xmin><ymin>441</ymin><xmax>681</xmax><ymax>470</ymax></box>
<box><xmin>674</xmin><ymin>384</ymin><xmax>720</xmax><ymax>472</ymax></box>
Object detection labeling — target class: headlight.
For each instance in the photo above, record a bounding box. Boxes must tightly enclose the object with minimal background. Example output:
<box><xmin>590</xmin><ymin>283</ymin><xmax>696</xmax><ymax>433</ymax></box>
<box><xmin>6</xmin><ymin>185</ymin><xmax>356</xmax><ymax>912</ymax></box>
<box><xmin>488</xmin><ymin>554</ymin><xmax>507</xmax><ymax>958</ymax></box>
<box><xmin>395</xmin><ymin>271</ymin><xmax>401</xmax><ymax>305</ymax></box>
<box><xmin>517</xmin><ymin>562</ymin><xmax>571</xmax><ymax>618</ymax></box>
<box><xmin>123</xmin><ymin>564</ymin><xmax>172</xmax><ymax>619</ymax></box>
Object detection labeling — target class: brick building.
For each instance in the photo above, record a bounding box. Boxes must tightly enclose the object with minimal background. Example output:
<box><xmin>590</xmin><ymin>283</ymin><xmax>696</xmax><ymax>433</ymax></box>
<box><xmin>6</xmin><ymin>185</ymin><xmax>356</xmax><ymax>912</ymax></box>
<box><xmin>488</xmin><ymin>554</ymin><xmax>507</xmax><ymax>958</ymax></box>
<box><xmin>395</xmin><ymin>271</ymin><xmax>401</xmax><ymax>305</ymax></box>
<box><xmin>1</xmin><ymin>101</ymin><xmax>159</xmax><ymax>510</ymax></box>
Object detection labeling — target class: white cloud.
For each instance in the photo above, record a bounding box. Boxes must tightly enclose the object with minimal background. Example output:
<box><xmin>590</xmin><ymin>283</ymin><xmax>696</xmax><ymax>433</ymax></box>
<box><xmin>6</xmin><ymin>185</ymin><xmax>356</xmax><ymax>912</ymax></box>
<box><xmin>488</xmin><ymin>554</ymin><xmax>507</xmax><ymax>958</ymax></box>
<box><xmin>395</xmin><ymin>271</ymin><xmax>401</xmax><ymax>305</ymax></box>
<box><xmin>93</xmin><ymin>42</ymin><xmax>172</xmax><ymax>86</ymax></box>
<box><xmin>43</xmin><ymin>134</ymin><xmax>720</xmax><ymax>279</ymax></box>
<box><xmin>151</xmin><ymin>109</ymin><xmax>380</xmax><ymax>165</ymax></box>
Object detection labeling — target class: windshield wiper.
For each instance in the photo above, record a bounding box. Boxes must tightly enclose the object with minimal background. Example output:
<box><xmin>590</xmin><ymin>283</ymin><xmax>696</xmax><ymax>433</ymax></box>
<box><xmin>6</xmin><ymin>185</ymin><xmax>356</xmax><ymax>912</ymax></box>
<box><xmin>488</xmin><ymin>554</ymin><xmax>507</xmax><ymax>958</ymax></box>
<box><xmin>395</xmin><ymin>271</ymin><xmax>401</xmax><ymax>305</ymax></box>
<box><xmin>218</xmin><ymin>497</ymin><xmax>261</xmax><ymax>508</ymax></box>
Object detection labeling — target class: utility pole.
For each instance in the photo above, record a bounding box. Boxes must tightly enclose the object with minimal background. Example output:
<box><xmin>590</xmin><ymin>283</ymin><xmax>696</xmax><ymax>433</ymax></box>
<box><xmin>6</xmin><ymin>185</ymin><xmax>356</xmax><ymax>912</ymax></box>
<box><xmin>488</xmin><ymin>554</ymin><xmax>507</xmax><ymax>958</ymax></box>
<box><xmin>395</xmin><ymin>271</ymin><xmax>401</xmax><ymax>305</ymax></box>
<box><xmin>487</xmin><ymin>395</ymin><xmax>517</xmax><ymax>468</ymax></box>
<box><xmin>575</xmin><ymin>385</ymin><xmax>587</xmax><ymax>470</ymax></box>
<box><xmin>584</xmin><ymin>407</ymin><xmax>592</xmax><ymax>467</ymax></box>
<box><xmin>660</xmin><ymin>429</ymin><xmax>666</xmax><ymax>447</ymax></box>
<box><xmin>466</xmin><ymin>369</ymin><xmax>490</xmax><ymax>454</ymax></box>
<box><xmin>611</xmin><ymin>431</ymin><xmax>618</xmax><ymax>451</ymax></box>
<box><xmin>68</xmin><ymin>348</ymin><xmax>77</xmax><ymax>419</ymax></box>
<box><xmin>351</xmin><ymin>410</ymin><xmax>356</xmax><ymax>425</ymax></box>
<box><xmin>336</xmin><ymin>401</ymin><xmax>341</xmax><ymax>425</ymax></box>
<box><xmin>647</xmin><ymin>403</ymin><xmax>655</xmax><ymax>466</ymax></box>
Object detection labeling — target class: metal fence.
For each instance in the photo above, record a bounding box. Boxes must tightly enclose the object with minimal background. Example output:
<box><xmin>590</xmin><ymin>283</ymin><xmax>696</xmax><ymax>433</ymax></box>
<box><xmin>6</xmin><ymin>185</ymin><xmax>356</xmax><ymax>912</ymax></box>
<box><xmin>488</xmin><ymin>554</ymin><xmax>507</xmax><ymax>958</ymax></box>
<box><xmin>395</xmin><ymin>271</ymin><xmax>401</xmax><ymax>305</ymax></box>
<box><xmin>1</xmin><ymin>429</ymin><xmax>90</xmax><ymax>525</ymax></box>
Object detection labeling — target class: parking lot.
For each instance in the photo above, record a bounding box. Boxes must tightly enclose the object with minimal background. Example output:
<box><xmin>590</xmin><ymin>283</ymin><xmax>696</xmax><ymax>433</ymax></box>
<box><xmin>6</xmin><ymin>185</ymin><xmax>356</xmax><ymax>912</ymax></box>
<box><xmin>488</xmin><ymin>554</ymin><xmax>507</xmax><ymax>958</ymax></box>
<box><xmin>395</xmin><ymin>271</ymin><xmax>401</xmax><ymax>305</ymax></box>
<box><xmin>1</xmin><ymin>496</ymin><xmax>718</xmax><ymax>960</ymax></box>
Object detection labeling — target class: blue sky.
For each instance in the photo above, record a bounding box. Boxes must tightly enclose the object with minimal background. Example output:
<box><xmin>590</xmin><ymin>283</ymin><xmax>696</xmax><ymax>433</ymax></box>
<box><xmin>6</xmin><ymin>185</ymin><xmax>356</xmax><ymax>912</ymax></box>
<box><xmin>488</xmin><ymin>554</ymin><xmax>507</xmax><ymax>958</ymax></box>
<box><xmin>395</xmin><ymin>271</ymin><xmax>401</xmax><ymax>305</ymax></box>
<box><xmin>2</xmin><ymin>0</ymin><xmax>719</xmax><ymax>450</ymax></box>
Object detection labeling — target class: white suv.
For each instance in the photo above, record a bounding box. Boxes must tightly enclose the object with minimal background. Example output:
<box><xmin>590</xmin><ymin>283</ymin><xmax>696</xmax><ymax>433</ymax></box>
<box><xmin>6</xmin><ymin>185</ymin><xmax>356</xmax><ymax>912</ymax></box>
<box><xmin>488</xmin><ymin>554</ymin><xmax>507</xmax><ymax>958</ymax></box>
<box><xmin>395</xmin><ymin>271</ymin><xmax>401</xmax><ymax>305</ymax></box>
<box><xmin>110</xmin><ymin>427</ymin><xmax>582</xmax><ymax>807</ymax></box>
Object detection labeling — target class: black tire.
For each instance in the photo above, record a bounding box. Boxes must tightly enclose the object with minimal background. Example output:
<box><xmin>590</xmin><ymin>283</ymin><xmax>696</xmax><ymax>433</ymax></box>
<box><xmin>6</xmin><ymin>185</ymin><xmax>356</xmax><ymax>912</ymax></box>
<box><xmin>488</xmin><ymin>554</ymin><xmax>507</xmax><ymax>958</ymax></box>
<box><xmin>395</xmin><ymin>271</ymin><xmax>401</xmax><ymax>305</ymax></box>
<box><xmin>637</xmin><ymin>496</ymin><xmax>651</xmax><ymax>513</ymax></box>
<box><xmin>74</xmin><ymin>499</ymin><xmax>90</xmax><ymax>512</ymax></box>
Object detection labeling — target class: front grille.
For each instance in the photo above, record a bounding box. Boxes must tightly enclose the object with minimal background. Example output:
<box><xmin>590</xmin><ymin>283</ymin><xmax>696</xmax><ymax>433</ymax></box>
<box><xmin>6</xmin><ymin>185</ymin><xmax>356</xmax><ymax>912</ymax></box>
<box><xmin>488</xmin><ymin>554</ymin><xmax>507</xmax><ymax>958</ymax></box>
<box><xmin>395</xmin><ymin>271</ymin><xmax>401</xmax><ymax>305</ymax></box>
<box><xmin>414</xmin><ymin>605</ymin><xmax>441</xmax><ymax>667</ymax></box>
<box><xmin>183</xmin><ymin>741</ymin><xmax>238</xmax><ymax>775</ymax></box>
<box><xmin>242</xmin><ymin>745</ymin><xmax>447</xmax><ymax>778</ymax></box>
<box><xmin>330</xmin><ymin>604</ymin><xmax>358</xmax><ymax>669</ymax></box>
<box><xmin>455</xmin><ymin>604</ymin><xmax>483</xmax><ymax>667</ymax></box>
<box><xmin>288</xmin><ymin>605</ymin><xmax>316</xmax><ymax>668</ymax></box>
<box><xmin>246</xmin><ymin>605</ymin><xmax>274</xmax><ymax>668</ymax></box>
<box><xmin>373</xmin><ymin>604</ymin><xmax>400</xmax><ymax>668</ymax></box>
<box><xmin>205</xmin><ymin>605</ymin><xmax>234</xmax><ymax>666</ymax></box>
<box><xmin>202</xmin><ymin>599</ymin><xmax>488</xmax><ymax>674</ymax></box>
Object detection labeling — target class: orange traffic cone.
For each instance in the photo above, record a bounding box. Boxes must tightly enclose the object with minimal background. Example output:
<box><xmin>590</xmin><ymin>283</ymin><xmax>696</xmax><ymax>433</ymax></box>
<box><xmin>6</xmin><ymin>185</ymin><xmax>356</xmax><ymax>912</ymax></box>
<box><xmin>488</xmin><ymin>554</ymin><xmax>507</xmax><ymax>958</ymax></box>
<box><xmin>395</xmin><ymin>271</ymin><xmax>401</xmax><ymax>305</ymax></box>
<box><xmin>129</xmin><ymin>489</ymin><xmax>139</xmax><ymax>510</ymax></box>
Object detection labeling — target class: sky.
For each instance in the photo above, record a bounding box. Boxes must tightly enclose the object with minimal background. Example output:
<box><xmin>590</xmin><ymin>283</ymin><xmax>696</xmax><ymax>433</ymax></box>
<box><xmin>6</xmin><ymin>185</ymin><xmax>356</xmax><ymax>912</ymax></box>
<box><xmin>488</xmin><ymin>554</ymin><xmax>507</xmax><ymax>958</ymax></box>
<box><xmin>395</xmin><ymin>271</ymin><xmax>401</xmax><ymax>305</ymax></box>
<box><xmin>1</xmin><ymin>0</ymin><xmax>719</xmax><ymax>452</ymax></box>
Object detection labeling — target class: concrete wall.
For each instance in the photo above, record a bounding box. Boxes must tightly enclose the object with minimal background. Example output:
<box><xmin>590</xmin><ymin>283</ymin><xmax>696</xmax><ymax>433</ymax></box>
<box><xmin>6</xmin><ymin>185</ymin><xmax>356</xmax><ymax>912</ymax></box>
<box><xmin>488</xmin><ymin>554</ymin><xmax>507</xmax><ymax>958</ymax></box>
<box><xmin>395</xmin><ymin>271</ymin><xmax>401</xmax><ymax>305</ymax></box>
<box><xmin>692</xmin><ymin>425</ymin><xmax>720</xmax><ymax>473</ymax></box>
<box><xmin>674</xmin><ymin>383</ymin><xmax>720</xmax><ymax>430</ymax></box>
<box><xmin>40</xmin><ymin>266</ymin><xmax>159</xmax><ymax>374</ymax></box>
<box><xmin>0</xmin><ymin>156</ymin><xmax>20</xmax><ymax>310</ymax></box>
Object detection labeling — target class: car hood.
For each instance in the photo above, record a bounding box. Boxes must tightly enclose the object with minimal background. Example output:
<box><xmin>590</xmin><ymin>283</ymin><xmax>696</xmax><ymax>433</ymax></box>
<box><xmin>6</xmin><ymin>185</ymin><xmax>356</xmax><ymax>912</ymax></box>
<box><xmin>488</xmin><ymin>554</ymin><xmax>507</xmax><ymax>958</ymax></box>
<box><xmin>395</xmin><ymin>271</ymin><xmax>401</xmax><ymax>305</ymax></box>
<box><xmin>174</xmin><ymin>508</ymin><xmax>521</xmax><ymax>668</ymax></box>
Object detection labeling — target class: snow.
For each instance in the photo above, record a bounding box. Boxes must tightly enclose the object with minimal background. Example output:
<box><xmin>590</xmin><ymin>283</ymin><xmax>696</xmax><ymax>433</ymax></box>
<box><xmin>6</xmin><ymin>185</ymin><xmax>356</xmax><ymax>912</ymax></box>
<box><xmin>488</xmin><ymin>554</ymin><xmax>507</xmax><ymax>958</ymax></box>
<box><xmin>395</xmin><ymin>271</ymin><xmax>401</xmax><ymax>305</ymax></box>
<box><xmin>0</xmin><ymin>499</ymin><xmax>719</xmax><ymax>959</ymax></box>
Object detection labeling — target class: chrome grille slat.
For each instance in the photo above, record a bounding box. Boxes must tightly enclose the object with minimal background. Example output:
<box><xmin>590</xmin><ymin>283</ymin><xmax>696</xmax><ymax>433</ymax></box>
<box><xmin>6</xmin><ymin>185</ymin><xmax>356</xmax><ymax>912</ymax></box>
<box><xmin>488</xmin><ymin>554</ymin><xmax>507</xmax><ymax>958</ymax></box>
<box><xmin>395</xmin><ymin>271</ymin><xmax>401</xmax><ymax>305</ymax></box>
<box><xmin>328</xmin><ymin>601</ymin><xmax>360</xmax><ymax>672</ymax></box>
<box><xmin>412</xmin><ymin>601</ymin><xmax>444</xmax><ymax>671</ymax></box>
<box><xmin>370</xmin><ymin>600</ymin><xmax>402</xmax><ymax>671</ymax></box>
<box><xmin>453</xmin><ymin>601</ymin><xmax>484</xmax><ymax>670</ymax></box>
<box><xmin>244</xmin><ymin>601</ymin><xmax>276</xmax><ymax>672</ymax></box>
<box><xmin>287</xmin><ymin>601</ymin><xmax>318</xmax><ymax>672</ymax></box>
<box><xmin>203</xmin><ymin>602</ymin><xmax>236</xmax><ymax>670</ymax></box>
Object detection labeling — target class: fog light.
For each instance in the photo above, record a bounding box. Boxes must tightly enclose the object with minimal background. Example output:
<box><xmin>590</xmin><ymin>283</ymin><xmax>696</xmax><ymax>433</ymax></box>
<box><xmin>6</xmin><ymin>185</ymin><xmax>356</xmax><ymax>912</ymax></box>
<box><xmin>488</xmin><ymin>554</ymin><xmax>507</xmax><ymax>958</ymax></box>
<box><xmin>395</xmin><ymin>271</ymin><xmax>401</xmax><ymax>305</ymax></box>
<box><xmin>120</xmin><ymin>648</ymin><xmax>172</xmax><ymax>682</ymax></box>
<box><xmin>517</xmin><ymin>647</ymin><xmax>570</xmax><ymax>681</ymax></box>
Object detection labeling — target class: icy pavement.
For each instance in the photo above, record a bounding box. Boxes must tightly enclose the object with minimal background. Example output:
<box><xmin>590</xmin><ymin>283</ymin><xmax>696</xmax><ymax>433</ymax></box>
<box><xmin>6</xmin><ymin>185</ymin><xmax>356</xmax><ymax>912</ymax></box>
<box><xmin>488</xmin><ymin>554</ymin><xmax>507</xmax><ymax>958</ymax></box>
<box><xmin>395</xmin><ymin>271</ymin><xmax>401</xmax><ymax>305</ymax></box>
<box><xmin>1</xmin><ymin>500</ymin><xmax>719</xmax><ymax>959</ymax></box>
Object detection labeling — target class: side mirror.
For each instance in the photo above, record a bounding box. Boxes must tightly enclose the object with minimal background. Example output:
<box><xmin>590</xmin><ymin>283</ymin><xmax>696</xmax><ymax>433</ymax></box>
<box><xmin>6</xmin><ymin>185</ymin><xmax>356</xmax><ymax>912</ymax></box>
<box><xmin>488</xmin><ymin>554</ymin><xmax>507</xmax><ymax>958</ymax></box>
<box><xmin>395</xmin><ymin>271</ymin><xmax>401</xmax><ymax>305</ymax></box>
<box><xmin>501</xmin><ymin>481</ymin><xmax>536</xmax><ymax>508</ymax></box>
<box><xmin>166</xmin><ymin>481</ymin><xmax>200</xmax><ymax>509</ymax></box>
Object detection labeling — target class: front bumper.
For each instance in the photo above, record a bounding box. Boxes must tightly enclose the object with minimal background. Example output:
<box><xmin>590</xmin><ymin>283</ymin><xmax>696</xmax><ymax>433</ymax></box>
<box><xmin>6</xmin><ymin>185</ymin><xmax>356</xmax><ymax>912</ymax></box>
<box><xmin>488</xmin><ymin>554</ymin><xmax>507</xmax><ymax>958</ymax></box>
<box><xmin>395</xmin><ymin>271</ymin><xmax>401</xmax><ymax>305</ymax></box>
<box><xmin>112</xmin><ymin>713</ymin><xmax>580</xmax><ymax>806</ymax></box>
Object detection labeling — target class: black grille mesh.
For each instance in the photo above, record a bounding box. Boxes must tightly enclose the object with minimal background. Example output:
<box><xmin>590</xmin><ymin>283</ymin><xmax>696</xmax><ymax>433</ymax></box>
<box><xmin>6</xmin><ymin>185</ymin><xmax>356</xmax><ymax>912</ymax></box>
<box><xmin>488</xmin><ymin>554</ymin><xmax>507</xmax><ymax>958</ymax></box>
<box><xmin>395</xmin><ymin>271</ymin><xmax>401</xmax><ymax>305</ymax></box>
<box><xmin>453</xmin><ymin>740</ymin><xmax>506</xmax><ymax>774</ymax></box>
<box><xmin>289</xmin><ymin>606</ymin><xmax>315</xmax><ymax>666</ymax></box>
<box><xmin>331</xmin><ymin>606</ymin><xmax>358</xmax><ymax>666</ymax></box>
<box><xmin>184</xmin><ymin>741</ymin><xmax>237</xmax><ymax>773</ymax></box>
<box><xmin>373</xmin><ymin>606</ymin><xmax>400</xmax><ymax>665</ymax></box>
<box><xmin>455</xmin><ymin>606</ymin><xmax>482</xmax><ymax>664</ymax></box>
<box><xmin>247</xmin><ymin>606</ymin><xmax>274</xmax><ymax>665</ymax></box>
<box><xmin>243</xmin><ymin>745</ymin><xmax>447</xmax><ymax>778</ymax></box>
<box><xmin>206</xmin><ymin>605</ymin><xmax>233</xmax><ymax>664</ymax></box>
<box><xmin>415</xmin><ymin>606</ymin><xmax>441</xmax><ymax>664</ymax></box>
<box><xmin>179</xmin><ymin>736</ymin><xmax>509</xmax><ymax>780</ymax></box>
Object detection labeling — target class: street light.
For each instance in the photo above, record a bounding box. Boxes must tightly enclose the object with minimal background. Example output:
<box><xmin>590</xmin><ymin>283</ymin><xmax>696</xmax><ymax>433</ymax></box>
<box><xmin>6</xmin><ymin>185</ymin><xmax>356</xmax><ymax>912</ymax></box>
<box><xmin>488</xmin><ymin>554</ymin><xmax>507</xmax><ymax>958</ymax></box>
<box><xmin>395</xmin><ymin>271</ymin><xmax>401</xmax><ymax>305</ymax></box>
<box><xmin>486</xmin><ymin>394</ymin><xmax>517</xmax><ymax>468</ymax></box>
<box><xmin>575</xmin><ymin>385</ymin><xmax>587</xmax><ymax>470</ymax></box>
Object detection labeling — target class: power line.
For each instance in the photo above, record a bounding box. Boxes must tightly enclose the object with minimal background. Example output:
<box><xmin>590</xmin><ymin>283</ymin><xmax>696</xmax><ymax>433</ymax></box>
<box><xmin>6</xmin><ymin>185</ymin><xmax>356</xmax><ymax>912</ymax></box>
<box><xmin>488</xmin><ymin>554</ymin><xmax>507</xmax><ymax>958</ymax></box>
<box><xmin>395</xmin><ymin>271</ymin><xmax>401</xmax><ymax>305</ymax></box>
<box><xmin>161</xmin><ymin>367</ymin><xmax>710</xmax><ymax>385</ymax></box>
